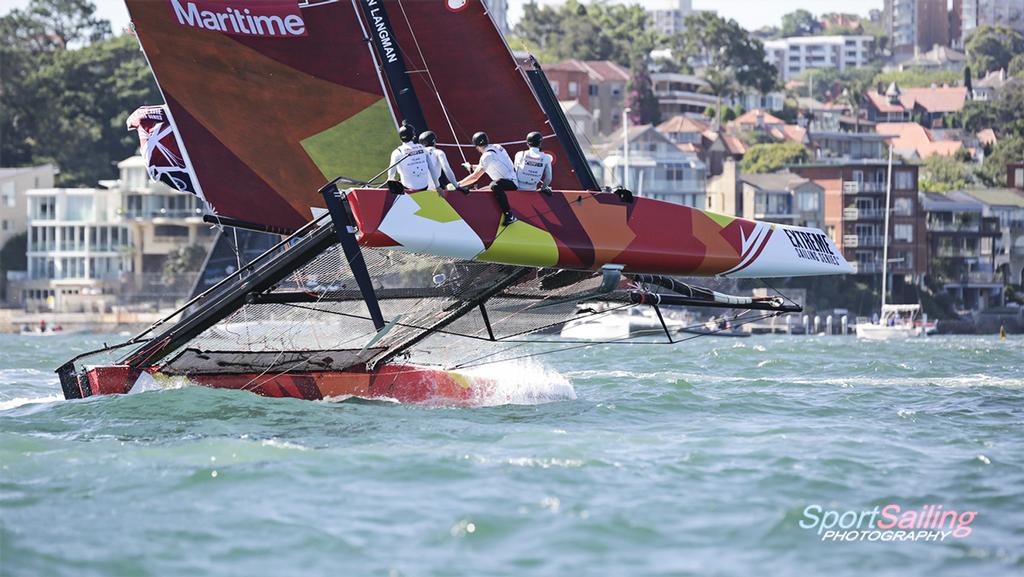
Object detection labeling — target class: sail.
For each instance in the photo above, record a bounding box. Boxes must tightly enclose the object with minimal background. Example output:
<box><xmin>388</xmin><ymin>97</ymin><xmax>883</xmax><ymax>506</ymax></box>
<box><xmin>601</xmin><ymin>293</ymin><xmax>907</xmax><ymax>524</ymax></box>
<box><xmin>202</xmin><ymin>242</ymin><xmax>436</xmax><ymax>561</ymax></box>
<box><xmin>125</xmin><ymin>0</ymin><xmax>589</xmax><ymax>230</ymax></box>
<box><xmin>126</xmin><ymin>0</ymin><xmax>400</xmax><ymax>229</ymax></box>
<box><xmin>126</xmin><ymin>105</ymin><xmax>201</xmax><ymax>196</ymax></box>
<box><xmin>376</xmin><ymin>0</ymin><xmax>586</xmax><ymax>188</ymax></box>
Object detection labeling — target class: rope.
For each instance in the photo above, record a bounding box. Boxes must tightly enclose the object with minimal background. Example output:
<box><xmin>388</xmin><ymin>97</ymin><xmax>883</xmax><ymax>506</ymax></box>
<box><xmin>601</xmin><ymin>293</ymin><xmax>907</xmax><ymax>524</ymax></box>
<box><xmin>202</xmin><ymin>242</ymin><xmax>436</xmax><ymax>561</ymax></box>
<box><xmin>394</xmin><ymin>0</ymin><xmax>468</xmax><ymax>165</ymax></box>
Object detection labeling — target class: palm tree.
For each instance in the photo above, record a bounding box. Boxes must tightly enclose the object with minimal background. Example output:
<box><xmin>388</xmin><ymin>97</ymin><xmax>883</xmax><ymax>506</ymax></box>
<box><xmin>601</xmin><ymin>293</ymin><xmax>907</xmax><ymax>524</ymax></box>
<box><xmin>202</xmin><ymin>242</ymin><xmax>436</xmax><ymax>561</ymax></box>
<box><xmin>840</xmin><ymin>78</ymin><xmax>869</xmax><ymax>133</ymax></box>
<box><xmin>699</xmin><ymin>66</ymin><xmax>737</xmax><ymax>130</ymax></box>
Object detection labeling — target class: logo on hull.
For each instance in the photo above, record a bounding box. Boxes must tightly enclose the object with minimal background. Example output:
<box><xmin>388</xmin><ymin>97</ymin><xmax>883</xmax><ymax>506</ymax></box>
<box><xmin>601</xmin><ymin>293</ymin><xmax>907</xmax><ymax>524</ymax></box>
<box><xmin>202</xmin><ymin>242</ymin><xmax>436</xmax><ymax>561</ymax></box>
<box><xmin>168</xmin><ymin>0</ymin><xmax>308</xmax><ymax>37</ymax></box>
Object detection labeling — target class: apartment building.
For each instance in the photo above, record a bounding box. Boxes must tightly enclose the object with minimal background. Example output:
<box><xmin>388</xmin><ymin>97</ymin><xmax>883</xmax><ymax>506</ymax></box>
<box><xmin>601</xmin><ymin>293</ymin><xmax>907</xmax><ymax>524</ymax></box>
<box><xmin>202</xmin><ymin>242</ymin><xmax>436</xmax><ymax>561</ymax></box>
<box><xmin>764</xmin><ymin>35</ymin><xmax>875</xmax><ymax>81</ymax></box>
<box><xmin>885</xmin><ymin>0</ymin><xmax>950</xmax><ymax>55</ymax></box>
<box><xmin>957</xmin><ymin>0</ymin><xmax>1024</xmax><ymax>46</ymax></box>
<box><xmin>648</xmin><ymin>0</ymin><xmax>694</xmax><ymax>37</ymax></box>
<box><xmin>705</xmin><ymin>162</ymin><xmax>824</xmax><ymax>229</ymax></box>
<box><xmin>10</xmin><ymin>156</ymin><xmax>213</xmax><ymax>312</ymax></box>
<box><xmin>546</xmin><ymin>60</ymin><xmax>630</xmax><ymax>136</ymax></box>
<box><xmin>791</xmin><ymin>162</ymin><xmax>927</xmax><ymax>282</ymax></box>
<box><xmin>921</xmin><ymin>191</ymin><xmax>1003</xmax><ymax>310</ymax></box>
<box><xmin>1</xmin><ymin>164</ymin><xmax>56</xmax><ymax>251</ymax></box>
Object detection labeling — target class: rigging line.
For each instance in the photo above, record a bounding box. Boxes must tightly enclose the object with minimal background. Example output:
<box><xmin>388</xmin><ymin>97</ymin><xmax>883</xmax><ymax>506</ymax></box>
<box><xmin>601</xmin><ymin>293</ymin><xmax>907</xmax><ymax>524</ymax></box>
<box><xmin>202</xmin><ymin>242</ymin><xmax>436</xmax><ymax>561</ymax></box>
<box><xmin>394</xmin><ymin>0</ymin><xmax>468</xmax><ymax>165</ymax></box>
<box><xmin>436</xmin><ymin>134</ymin><xmax>559</xmax><ymax>149</ymax></box>
<box><xmin>760</xmin><ymin>278</ymin><xmax>799</xmax><ymax>309</ymax></box>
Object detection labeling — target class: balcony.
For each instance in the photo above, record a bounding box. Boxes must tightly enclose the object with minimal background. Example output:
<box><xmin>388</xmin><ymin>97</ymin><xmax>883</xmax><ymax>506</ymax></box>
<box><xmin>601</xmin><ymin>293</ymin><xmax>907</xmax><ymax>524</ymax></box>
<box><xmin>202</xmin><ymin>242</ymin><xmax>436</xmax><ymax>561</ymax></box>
<box><xmin>935</xmin><ymin>247</ymin><xmax>979</xmax><ymax>258</ymax></box>
<box><xmin>842</xmin><ymin>181</ymin><xmax>886</xmax><ymax>194</ymax></box>
<box><xmin>927</xmin><ymin>221</ymin><xmax>980</xmax><ymax>233</ymax></box>
<box><xmin>850</xmin><ymin>261</ymin><xmax>883</xmax><ymax>274</ymax></box>
<box><xmin>843</xmin><ymin>234</ymin><xmax>883</xmax><ymax>248</ymax></box>
<box><xmin>843</xmin><ymin>207</ymin><xmax>886</xmax><ymax>220</ymax></box>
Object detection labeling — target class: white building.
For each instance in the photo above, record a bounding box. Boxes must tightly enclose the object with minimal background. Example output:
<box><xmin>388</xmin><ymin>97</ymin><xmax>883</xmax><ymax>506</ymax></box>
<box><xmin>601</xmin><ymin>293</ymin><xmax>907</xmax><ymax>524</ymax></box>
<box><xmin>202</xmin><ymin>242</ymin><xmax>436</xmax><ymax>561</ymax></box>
<box><xmin>21</xmin><ymin>187</ymin><xmax>132</xmax><ymax>312</ymax></box>
<box><xmin>1</xmin><ymin>164</ymin><xmax>56</xmax><ymax>251</ymax></box>
<box><xmin>648</xmin><ymin>0</ymin><xmax>694</xmax><ymax>37</ymax></box>
<box><xmin>12</xmin><ymin>156</ymin><xmax>213</xmax><ymax>312</ymax></box>
<box><xmin>961</xmin><ymin>0</ymin><xmax>1024</xmax><ymax>45</ymax></box>
<box><xmin>764</xmin><ymin>35</ymin><xmax>875</xmax><ymax>81</ymax></box>
<box><xmin>598</xmin><ymin>124</ymin><xmax>706</xmax><ymax>208</ymax></box>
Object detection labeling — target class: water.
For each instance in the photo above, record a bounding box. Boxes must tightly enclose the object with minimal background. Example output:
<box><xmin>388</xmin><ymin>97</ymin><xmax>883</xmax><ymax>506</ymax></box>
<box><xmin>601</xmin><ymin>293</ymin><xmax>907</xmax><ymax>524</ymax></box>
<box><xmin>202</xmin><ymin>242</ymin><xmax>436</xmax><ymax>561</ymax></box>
<box><xmin>1</xmin><ymin>333</ymin><xmax>1022</xmax><ymax>576</ymax></box>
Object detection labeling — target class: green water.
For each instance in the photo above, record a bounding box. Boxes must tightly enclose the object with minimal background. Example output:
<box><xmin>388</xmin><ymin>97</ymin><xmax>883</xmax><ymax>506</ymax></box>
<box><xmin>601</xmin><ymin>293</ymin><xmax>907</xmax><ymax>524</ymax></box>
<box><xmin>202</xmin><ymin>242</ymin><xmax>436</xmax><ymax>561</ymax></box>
<box><xmin>1</xmin><ymin>333</ymin><xmax>1022</xmax><ymax>576</ymax></box>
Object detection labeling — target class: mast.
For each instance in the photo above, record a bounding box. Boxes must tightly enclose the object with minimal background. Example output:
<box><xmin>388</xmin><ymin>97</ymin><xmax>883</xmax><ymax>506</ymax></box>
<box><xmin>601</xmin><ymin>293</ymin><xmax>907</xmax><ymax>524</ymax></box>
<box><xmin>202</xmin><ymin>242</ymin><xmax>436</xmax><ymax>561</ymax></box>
<box><xmin>881</xmin><ymin>145</ymin><xmax>894</xmax><ymax>313</ymax></box>
<box><xmin>354</xmin><ymin>0</ymin><xmax>429</xmax><ymax>132</ymax></box>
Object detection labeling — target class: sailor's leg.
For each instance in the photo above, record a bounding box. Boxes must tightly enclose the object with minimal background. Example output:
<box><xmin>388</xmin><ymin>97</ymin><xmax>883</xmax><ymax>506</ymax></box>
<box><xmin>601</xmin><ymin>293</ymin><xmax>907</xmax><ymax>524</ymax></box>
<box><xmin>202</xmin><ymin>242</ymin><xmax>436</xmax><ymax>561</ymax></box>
<box><xmin>491</xmin><ymin>179</ymin><xmax>517</xmax><ymax>226</ymax></box>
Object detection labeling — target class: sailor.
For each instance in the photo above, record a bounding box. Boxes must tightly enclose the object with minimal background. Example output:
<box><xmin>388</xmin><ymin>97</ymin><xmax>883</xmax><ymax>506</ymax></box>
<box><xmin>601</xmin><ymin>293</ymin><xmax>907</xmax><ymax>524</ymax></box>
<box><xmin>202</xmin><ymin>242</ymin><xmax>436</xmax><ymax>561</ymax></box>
<box><xmin>387</xmin><ymin>123</ymin><xmax>439</xmax><ymax>194</ymax></box>
<box><xmin>458</xmin><ymin>131</ymin><xmax>520</xmax><ymax>226</ymax></box>
<box><xmin>514</xmin><ymin>131</ymin><xmax>553</xmax><ymax>196</ymax></box>
<box><xmin>419</xmin><ymin>130</ymin><xmax>459</xmax><ymax>189</ymax></box>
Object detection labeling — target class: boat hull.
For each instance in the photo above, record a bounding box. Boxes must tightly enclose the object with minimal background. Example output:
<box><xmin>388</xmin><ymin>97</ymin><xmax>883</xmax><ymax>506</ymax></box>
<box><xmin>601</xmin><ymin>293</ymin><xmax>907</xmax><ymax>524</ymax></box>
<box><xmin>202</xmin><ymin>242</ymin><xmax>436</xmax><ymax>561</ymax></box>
<box><xmin>65</xmin><ymin>364</ymin><xmax>496</xmax><ymax>407</ymax></box>
<box><xmin>345</xmin><ymin>188</ymin><xmax>853</xmax><ymax>278</ymax></box>
<box><xmin>855</xmin><ymin>324</ymin><xmax>923</xmax><ymax>340</ymax></box>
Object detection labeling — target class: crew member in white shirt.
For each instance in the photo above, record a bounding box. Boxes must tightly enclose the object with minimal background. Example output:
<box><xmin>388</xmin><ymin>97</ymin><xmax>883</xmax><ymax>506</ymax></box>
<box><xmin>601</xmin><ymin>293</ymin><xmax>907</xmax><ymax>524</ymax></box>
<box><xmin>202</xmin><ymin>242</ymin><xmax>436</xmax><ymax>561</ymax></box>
<box><xmin>418</xmin><ymin>130</ymin><xmax>459</xmax><ymax>189</ymax></box>
<box><xmin>387</xmin><ymin>123</ymin><xmax>439</xmax><ymax>194</ymax></box>
<box><xmin>458</xmin><ymin>131</ymin><xmax>520</xmax><ymax>226</ymax></box>
<box><xmin>514</xmin><ymin>131</ymin><xmax>553</xmax><ymax>196</ymax></box>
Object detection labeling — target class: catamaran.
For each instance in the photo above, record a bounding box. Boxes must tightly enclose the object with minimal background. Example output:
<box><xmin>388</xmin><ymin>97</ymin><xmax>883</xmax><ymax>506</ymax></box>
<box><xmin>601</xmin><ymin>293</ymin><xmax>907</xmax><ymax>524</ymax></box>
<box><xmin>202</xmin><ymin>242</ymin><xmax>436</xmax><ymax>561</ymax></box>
<box><xmin>56</xmin><ymin>0</ymin><xmax>852</xmax><ymax>406</ymax></box>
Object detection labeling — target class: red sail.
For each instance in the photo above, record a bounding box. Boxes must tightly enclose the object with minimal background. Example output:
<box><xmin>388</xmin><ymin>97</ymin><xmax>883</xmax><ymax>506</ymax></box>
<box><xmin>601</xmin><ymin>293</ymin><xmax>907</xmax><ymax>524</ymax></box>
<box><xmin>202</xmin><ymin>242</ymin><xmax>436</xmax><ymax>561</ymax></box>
<box><xmin>126</xmin><ymin>0</ymin><xmax>398</xmax><ymax>228</ymax></box>
<box><xmin>126</xmin><ymin>0</ymin><xmax>584</xmax><ymax>230</ymax></box>
<box><xmin>382</xmin><ymin>0</ymin><xmax>582</xmax><ymax>188</ymax></box>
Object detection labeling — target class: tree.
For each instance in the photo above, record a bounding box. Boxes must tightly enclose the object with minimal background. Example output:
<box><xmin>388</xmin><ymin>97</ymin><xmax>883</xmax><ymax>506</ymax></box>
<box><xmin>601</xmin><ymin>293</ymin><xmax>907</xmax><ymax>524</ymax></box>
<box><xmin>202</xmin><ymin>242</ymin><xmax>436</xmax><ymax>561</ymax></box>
<box><xmin>699</xmin><ymin>67</ymin><xmax>737</xmax><ymax>128</ymax></box>
<box><xmin>679</xmin><ymin>12</ymin><xmax>778</xmax><ymax>94</ymax></box>
<box><xmin>513</xmin><ymin>1</ymin><xmax>659</xmax><ymax>68</ymax></box>
<box><xmin>0</xmin><ymin>233</ymin><xmax>28</xmax><ymax>300</ymax></box>
<box><xmin>161</xmin><ymin>244</ymin><xmax>208</xmax><ymax>285</ymax></box>
<box><xmin>964</xmin><ymin>65</ymin><xmax>974</xmax><ymax>96</ymax></box>
<box><xmin>780</xmin><ymin>10</ymin><xmax>821</xmax><ymax>38</ymax></box>
<box><xmin>740</xmin><ymin>142</ymin><xmax>810</xmax><ymax>173</ymax></box>
<box><xmin>963</xmin><ymin>82</ymin><xmax>1024</xmax><ymax>139</ymax></box>
<box><xmin>976</xmin><ymin>136</ymin><xmax>1024</xmax><ymax>187</ymax></box>
<box><xmin>626</xmin><ymin>52</ymin><xmax>660</xmax><ymax>126</ymax></box>
<box><xmin>965</xmin><ymin>25</ymin><xmax>1024</xmax><ymax>76</ymax></box>
<box><xmin>919</xmin><ymin>155</ymin><xmax>970</xmax><ymax>193</ymax></box>
<box><xmin>1</xmin><ymin>1</ymin><xmax>156</xmax><ymax>181</ymax></box>
<box><xmin>1009</xmin><ymin>54</ymin><xmax>1024</xmax><ymax>79</ymax></box>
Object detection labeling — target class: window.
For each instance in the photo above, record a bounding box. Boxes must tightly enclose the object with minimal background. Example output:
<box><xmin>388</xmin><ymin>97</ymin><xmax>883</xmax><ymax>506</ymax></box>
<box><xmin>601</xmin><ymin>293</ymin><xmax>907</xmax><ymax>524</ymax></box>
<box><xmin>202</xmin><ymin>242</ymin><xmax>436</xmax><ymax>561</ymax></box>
<box><xmin>30</xmin><ymin>196</ymin><xmax>56</xmax><ymax>220</ymax></box>
<box><xmin>611</xmin><ymin>83</ymin><xmax>623</xmax><ymax>96</ymax></box>
<box><xmin>1</xmin><ymin>182</ymin><xmax>15</xmax><ymax>207</ymax></box>
<box><xmin>1015</xmin><ymin>168</ymin><xmax>1023</xmax><ymax>188</ymax></box>
<box><xmin>893</xmin><ymin>197</ymin><xmax>913</xmax><ymax>216</ymax></box>
<box><xmin>1</xmin><ymin>220</ymin><xmax>8</xmax><ymax>231</ymax></box>
<box><xmin>894</xmin><ymin>170</ymin><xmax>914</xmax><ymax>190</ymax></box>
<box><xmin>798</xmin><ymin>191</ymin><xmax>819</xmax><ymax>211</ymax></box>
<box><xmin>588</xmin><ymin>84</ymin><xmax>599</xmax><ymax>97</ymax></box>
<box><xmin>550</xmin><ymin>81</ymin><xmax>559</xmax><ymax>97</ymax></box>
<box><xmin>64</xmin><ymin>196</ymin><xmax>94</xmax><ymax>221</ymax></box>
<box><xmin>894</xmin><ymin>224</ymin><xmax>913</xmax><ymax>242</ymax></box>
<box><xmin>568</xmin><ymin>81</ymin><xmax>578</xmax><ymax>98</ymax></box>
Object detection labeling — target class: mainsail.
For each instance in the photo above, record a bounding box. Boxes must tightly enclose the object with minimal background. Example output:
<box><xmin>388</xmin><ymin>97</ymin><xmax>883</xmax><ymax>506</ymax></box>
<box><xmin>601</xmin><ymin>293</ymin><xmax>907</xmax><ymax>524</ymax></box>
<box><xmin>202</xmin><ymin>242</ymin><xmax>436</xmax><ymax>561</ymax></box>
<box><xmin>126</xmin><ymin>0</ymin><xmax>590</xmax><ymax>230</ymax></box>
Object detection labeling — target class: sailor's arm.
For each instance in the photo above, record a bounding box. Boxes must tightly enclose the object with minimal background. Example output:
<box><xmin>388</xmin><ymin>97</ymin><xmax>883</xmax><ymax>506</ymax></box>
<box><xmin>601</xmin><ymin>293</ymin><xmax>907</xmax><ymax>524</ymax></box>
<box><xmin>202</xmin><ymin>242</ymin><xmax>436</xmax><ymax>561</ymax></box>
<box><xmin>427</xmin><ymin>153</ymin><xmax>441</xmax><ymax>190</ymax></box>
<box><xmin>459</xmin><ymin>165</ymin><xmax>486</xmax><ymax>187</ymax></box>
<box><xmin>388</xmin><ymin>149</ymin><xmax>402</xmax><ymax>182</ymax></box>
<box><xmin>542</xmin><ymin>159</ymin><xmax>553</xmax><ymax>187</ymax></box>
<box><xmin>438</xmin><ymin>153</ymin><xmax>458</xmax><ymax>186</ymax></box>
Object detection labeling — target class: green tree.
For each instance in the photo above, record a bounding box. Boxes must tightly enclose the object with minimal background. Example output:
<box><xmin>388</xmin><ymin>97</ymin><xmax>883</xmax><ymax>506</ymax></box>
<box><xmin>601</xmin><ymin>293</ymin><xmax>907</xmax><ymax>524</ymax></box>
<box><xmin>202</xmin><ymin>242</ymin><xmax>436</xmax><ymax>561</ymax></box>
<box><xmin>976</xmin><ymin>136</ymin><xmax>1024</xmax><ymax>187</ymax></box>
<box><xmin>780</xmin><ymin>9</ymin><xmax>821</xmax><ymax>38</ymax></box>
<box><xmin>1</xmin><ymin>1</ymin><xmax>157</xmax><ymax>183</ymax></box>
<box><xmin>739</xmin><ymin>142</ymin><xmax>810</xmax><ymax>173</ymax></box>
<box><xmin>1009</xmin><ymin>54</ymin><xmax>1024</xmax><ymax>79</ymax></box>
<box><xmin>514</xmin><ymin>1</ymin><xmax>658</xmax><ymax>67</ymax></box>
<box><xmin>161</xmin><ymin>244</ymin><xmax>208</xmax><ymax>285</ymax></box>
<box><xmin>626</xmin><ymin>52</ymin><xmax>660</xmax><ymax>126</ymax></box>
<box><xmin>872</xmin><ymin>68</ymin><xmax>962</xmax><ymax>89</ymax></box>
<box><xmin>919</xmin><ymin>155</ymin><xmax>971</xmax><ymax>193</ymax></box>
<box><xmin>698</xmin><ymin>67</ymin><xmax>737</xmax><ymax>127</ymax></box>
<box><xmin>965</xmin><ymin>25</ymin><xmax>1024</xmax><ymax>76</ymax></box>
<box><xmin>962</xmin><ymin>82</ymin><xmax>1024</xmax><ymax>139</ymax></box>
<box><xmin>679</xmin><ymin>12</ymin><xmax>778</xmax><ymax>94</ymax></box>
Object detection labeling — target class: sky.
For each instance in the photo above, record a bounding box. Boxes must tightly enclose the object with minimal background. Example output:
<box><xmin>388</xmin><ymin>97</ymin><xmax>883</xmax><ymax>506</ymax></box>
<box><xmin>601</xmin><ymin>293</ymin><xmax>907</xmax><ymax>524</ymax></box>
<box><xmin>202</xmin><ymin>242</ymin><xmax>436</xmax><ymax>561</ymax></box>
<box><xmin>0</xmin><ymin>0</ymin><xmax>883</xmax><ymax>34</ymax></box>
